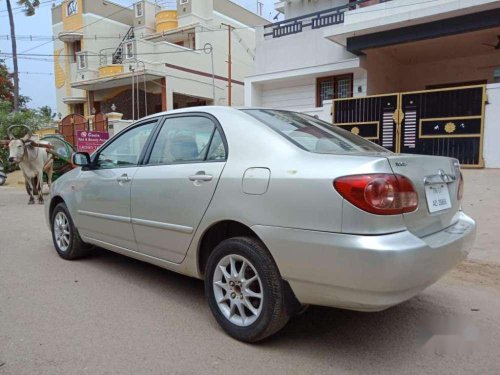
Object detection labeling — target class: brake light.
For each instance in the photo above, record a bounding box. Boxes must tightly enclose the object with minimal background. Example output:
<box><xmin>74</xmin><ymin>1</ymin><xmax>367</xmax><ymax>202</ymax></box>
<box><xmin>334</xmin><ymin>174</ymin><xmax>418</xmax><ymax>215</ymax></box>
<box><xmin>457</xmin><ymin>172</ymin><xmax>464</xmax><ymax>200</ymax></box>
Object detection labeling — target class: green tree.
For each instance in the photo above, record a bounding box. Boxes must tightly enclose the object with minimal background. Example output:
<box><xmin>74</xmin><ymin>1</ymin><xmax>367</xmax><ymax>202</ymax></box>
<box><xmin>4</xmin><ymin>0</ymin><xmax>40</xmax><ymax>112</ymax></box>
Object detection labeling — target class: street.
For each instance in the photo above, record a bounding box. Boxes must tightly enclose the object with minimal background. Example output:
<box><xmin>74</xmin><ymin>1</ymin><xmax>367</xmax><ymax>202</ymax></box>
<box><xmin>1</xmin><ymin>170</ymin><xmax>499</xmax><ymax>375</ymax></box>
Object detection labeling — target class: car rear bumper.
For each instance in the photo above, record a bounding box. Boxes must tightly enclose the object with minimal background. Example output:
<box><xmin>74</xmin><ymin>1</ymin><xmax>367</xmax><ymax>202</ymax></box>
<box><xmin>252</xmin><ymin>211</ymin><xmax>476</xmax><ymax>311</ymax></box>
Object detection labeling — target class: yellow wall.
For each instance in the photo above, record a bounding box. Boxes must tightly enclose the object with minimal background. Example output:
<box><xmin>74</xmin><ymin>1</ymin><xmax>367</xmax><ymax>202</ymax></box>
<box><xmin>99</xmin><ymin>65</ymin><xmax>124</xmax><ymax>78</ymax></box>
<box><xmin>36</xmin><ymin>128</ymin><xmax>58</xmax><ymax>137</ymax></box>
<box><xmin>62</xmin><ymin>0</ymin><xmax>83</xmax><ymax>31</ymax></box>
<box><xmin>156</xmin><ymin>10</ymin><xmax>178</xmax><ymax>33</ymax></box>
<box><xmin>54</xmin><ymin>48</ymin><xmax>65</xmax><ymax>88</ymax></box>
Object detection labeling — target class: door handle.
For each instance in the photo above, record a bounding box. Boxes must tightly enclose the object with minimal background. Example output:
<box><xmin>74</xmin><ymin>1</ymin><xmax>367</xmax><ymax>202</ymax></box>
<box><xmin>189</xmin><ymin>171</ymin><xmax>213</xmax><ymax>182</ymax></box>
<box><xmin>116</xmin><ymin>174</ymin><xmax>132</xmax><ymax>183</ymax></box>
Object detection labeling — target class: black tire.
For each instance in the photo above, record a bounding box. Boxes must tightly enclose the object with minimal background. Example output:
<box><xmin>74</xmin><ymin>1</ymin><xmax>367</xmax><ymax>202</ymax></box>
<box><xmin>205</xmin><ymin>237</ymin><xmax>290</xmax><ymax>342</ymax></box>
<box><xmin>0</xmin><ymin>177</ymin><xmax>5</xmax><ymax>186</ymax></box>
<box><xmin>51</xmin><ymin>202</ymin><xmax>91</xmax><ymax>260</ymax></box>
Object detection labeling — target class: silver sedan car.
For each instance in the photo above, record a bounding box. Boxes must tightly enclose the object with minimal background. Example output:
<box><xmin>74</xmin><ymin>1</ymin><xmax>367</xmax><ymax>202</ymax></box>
<box><xmin>46</xmin><ymin>107</ymin><xmax>476</xmax><ymax>342</ymax></box>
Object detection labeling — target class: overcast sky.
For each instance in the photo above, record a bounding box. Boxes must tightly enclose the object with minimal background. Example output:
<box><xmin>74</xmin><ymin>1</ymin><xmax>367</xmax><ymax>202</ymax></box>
<box><xmin>0</xmin><ymin>0</ymin><xmax>277</xmax><ymax>111</ymax></box>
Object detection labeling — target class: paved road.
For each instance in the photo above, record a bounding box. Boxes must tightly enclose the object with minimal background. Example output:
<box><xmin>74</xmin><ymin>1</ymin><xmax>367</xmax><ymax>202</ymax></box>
<box><xmin>1</xmin><ymin>171</ymin><xmax>500</xmax><ymax>375</ymax></box>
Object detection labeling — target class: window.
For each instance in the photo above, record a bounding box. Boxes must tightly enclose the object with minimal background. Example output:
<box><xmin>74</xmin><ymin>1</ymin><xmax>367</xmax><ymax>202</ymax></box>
<box><xmin>97</xmin><ymin>122</ymin><xmax>156</xmax><ymax>168</ymax></box>
<box><xmin>67</xmin><ymin>0</ymin><xmax>78</xmax><ymax>16</ymax></box>
<box><xmin>148</xmin><ymin>116</ymin><xmax>226</xmax><ymax>164</ymax></box>
<box><xmin>124</xmin><ymin>42</ymin><xmax>134</xmax><ymax>60</ymax></box>
<box><xmin>77</xmin><ymin>53</ymin><xmax>87</xmax><ymax>70</ymax></box>
<box><xmin>135</xmin><ymin>2</ymin><xmax>143</xmax><ymax>17</ymax></box>
<box><xmin>243</xmin><ymin>109</ymin><xmax>386</xmax><ymax>154</ymax></box>
<box><xmin>316</xmin><ymin>74</ymin><xmax>353</xmax><ymax>107</ymax></box>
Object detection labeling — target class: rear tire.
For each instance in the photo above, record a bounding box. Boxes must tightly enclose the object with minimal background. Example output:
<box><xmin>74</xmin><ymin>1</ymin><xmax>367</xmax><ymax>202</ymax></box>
<box><xmin>205</xmin><ymin>237</ymin><xmax>289</xmax><ymax>342</ymax></box>
<box><xmin>51</xmin><ymin>203</ymin><xmax>91</xmax><ymax>260</ymax></box>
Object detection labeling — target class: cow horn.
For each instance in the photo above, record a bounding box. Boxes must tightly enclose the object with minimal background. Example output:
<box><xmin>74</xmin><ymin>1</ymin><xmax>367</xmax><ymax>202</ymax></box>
<box><xmin>7</xmin><ymin>125</ymin><xmax>33</xmax><ymax>141</ymax></box>
<box><xmin>21</xmin><ymin>126</ymin><xmax>33</xmax><ymax>141</ymax></box>
<box><xmin>7</xmin><ymin>125</ymin><xmax>16</xmax><ymax>140</ymax></box>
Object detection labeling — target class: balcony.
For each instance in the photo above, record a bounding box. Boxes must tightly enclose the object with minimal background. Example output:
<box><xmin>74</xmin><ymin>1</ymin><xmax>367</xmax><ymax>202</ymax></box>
<box><xmin>264</xmin><ymin>0</ymin><xmax>391</xmax><ymax>39</ymax></box>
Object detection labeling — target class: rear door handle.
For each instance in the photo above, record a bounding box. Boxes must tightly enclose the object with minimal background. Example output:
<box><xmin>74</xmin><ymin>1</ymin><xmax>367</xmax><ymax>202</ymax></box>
<box><xmin>116</xmin><ymin>174</ymin><xmax>132</xmax><ymax>183</ymax></box>
<box><xmin>189</xmin><ymin>172</ymin><xmax>213</xmax><ymax>182</ymax></box>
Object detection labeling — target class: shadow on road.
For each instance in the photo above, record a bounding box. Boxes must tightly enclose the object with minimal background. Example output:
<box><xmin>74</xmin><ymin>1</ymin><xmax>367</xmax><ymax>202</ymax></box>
<box><xmin>77</xmin><ymin>246</ymin><xmax>463</xmax><ymax>367</ymax></box>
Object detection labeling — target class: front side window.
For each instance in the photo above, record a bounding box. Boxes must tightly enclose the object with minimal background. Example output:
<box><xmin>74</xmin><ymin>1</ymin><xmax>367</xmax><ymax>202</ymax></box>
<box><xmin>125</xmin><ymin>42</ymin><xmax>134</xmax><ymax>60</ymax></box>
<box><xmin>316</xmin><ymin>74</ymin><xmax>353</xmax><ymax>107</ymax></box>
<box><xmin>135</xmin><ymin>2</ymin><xmax>143</xmax><ymax>17</ymax></box>
<box><xmin>77</xmin><ymin>53</ymin><xmax>87</xmax><ymax>70</ymax></box>
<box><xmin>67</xmin><ymin>0</ymin><xmax>78</xmax><ymax>16</ymax></box>
<box><xmin>148</xmin><ymin>116</ymin><xmax>226</xmax><ymax>164</ymax></box>
<box><xmin>97</xmin><ymin>122</ymin><xmax>156</xmax><ymax>168</ymax></box>
<box><xmin>243</xmin><ymin>109</ymin><xmax>387</xmax><ymax>154</ymax></box>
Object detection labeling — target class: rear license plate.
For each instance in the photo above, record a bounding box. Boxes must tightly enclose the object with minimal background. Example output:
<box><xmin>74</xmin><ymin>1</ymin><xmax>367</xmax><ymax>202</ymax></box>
<box><xmin>425</xmin><ymin>183</ymin><xmax>452</xmax><ymax>213</ymax></box>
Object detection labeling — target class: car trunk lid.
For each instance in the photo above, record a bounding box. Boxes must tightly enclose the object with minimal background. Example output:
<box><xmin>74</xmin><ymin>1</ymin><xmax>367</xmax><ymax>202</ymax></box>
<box><xmin>386</xmin><ymin>154</ymin><xmax>461</xmax><ymax>237</ymax></box>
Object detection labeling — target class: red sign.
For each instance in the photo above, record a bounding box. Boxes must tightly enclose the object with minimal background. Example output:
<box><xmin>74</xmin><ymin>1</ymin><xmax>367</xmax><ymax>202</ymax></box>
<box><xmin>76</xmin><ymin>131</ymin><xmax>109</xmax><ymax>153</ymax></box>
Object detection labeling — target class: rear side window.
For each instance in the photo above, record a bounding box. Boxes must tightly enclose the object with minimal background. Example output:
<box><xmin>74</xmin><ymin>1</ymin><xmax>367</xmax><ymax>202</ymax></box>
<box><xmin>148</xmin><ymin>116</ymin><xmax>226</xmax><ymax>164</ymax></box>
<box><xmin>243</xmin><ymin>109</ymin><xmax>387</xmax><ymax>154</ymax></box>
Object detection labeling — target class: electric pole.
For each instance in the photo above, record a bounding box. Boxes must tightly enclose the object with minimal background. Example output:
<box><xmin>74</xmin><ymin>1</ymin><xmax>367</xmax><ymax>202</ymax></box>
<box><xmin>221</xmin><ymin>23</ymin><xmax>234</xmax><ymax>106</ymax></box>
<box><xmin>6</xmin><ymin>0</ymin><xmax>19</xmax><ymax>112</ymax></box>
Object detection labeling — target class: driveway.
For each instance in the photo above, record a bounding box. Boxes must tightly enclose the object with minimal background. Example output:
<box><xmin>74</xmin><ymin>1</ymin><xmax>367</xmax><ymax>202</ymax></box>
<box><xmin>0</xmin><ymin>170</ymin><xmax>499</xmax><ymax>374</ymax></box>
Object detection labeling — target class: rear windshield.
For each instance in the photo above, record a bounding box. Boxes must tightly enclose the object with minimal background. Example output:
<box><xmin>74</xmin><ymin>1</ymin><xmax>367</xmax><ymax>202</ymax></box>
<box><xmin>242</xmin><ymin>109</ymin><xmax>388</xmax><ymax>154</ymax></box>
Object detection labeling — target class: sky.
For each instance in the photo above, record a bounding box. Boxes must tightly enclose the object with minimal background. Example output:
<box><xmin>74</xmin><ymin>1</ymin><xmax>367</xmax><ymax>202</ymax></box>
<box><xmin>0</xmin><ymin>0</ymin><xmax>277</xmax><ymax>111</ymax></box>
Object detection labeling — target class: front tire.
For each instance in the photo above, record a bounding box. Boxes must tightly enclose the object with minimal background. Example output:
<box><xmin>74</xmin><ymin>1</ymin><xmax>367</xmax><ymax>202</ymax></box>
<box><xmin>51</xmin><ymin>203</ymin><xmax>91</xmax><ymax>260</ymax></box>
<box><xmin>205</xmin><ymin>237</ymin><xmax>289</xmax><ymax>342</ymax></box>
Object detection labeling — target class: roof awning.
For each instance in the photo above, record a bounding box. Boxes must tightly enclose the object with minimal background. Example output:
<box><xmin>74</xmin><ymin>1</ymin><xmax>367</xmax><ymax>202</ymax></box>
<box><xmin>71</xmin><ymin>70</ymin><xmax>164</xmax><ymax>91</ymax></box>
<box><xmin>324</xmin><ymin>3</ymin><xmax>500</xmax><ymax>55</ymax></box>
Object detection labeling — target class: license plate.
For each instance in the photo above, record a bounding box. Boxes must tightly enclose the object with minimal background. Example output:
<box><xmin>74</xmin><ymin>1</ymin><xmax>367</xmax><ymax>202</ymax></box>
<box><xmin>425</xmin><ymin>183</ymin><xmax>452</xmax><ymax>213</ymax></box>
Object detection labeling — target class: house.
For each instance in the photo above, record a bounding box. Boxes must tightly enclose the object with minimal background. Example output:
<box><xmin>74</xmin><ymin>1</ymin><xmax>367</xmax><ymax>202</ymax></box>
<box><xmin>51</xmin><ymin>0</ymin><xmax>267</xmax><ymax>122</ymax></box>
<box><xmin>245</xmin><ymin>0</ymin><xmax>500</xmax><ymax>168</ymax></box>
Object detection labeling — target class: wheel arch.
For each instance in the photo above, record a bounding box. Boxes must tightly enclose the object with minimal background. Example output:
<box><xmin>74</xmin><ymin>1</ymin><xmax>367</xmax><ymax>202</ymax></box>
<box><xmin>49</xmin><ymin>195</ymin><xmax>66</xmax><ymax>227</ymax></box>
<box><xmin>197</xmin><ymin>220</ymin><xmax>261</xmax><ymax>278</ymax></box>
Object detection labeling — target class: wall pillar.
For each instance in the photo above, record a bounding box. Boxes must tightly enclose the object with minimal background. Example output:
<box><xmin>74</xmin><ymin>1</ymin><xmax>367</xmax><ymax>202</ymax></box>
<box><xmin>161</xmin><ymin>77</ymin><xmax>167</xmax><ymax>112</ymax></box>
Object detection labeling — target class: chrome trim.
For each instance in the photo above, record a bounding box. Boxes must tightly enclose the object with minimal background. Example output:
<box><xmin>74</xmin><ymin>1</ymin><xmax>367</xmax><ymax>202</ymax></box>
<box><xmin>423</xmin><ymin>170</ymin><xmax>457</xmax><ymax>185</ymax></box>
<box><xmin>78</xmin><ymin>210</ymin><xmax>131</xmax><ymax>223</ymax></box>
<box><xmin>131</xmin><ymin>217</ymin><xmax>194</xmax><ymax>234</ymax></box>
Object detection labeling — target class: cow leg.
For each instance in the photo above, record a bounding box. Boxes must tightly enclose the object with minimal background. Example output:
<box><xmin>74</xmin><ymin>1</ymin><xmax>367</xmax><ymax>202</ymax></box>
<box><xmin>37</xmin><ymin>172</ymin><xmax>44</xmax><ymax>204</ymax></box>
<box><xmin>25</xmin><ymin>179</ymin><xmax>35</xmax><ymax>205</ymax></box>
<box><xmin>44</xmin><ymin>159</ymin><xmax>53</xmax><ymax>187</ymax></box>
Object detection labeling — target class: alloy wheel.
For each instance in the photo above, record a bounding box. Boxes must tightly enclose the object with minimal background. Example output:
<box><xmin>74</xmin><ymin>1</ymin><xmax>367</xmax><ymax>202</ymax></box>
<box><xmin>212</xmin><ymin>254</ymin><xmax>263</xmax><ymax>327</ymax></box>
<box><xmin>54</xmin><ymin>211</ymin><xmax>71</xmax><ymax>252</ymax></box>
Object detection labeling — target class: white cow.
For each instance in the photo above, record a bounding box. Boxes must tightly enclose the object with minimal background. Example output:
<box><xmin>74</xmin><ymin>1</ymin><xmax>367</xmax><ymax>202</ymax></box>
<box><xmin>7</xmin><ymin>126</ymin><xmax>54</xmax><ymax>205</ymax></box>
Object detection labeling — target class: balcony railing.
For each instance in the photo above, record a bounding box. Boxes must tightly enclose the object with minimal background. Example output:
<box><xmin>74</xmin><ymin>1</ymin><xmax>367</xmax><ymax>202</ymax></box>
<box><xmin>264</xmin><ymin>0</ymin><xmax>391</xmax><ymax>39</ymax></box>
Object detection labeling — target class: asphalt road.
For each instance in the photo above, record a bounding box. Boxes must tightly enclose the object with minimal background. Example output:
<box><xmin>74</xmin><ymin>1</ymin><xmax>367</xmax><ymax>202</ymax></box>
<box><xmin>1</xmin><ymin>173</ymin><xmax>500</xmax><ymax>374</ymax></box>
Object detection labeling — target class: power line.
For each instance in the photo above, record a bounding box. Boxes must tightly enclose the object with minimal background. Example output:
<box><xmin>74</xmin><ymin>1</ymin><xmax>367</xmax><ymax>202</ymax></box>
<box><xmin>0</xmin><ymin>48</ymin><xmax>207</xmax><ymax>57</ymax></box>
<box><xmin>3</xmin><ymin>1</ymin><xmax>137</xmax><ymax>61</ymax></box>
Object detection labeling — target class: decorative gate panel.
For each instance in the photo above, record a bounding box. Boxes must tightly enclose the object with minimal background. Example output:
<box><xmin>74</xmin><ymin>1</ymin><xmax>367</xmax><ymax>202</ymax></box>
<box><xmin>333</xmin><ymin>94</ymin><xmax>398</xmax><ymax>152</ymax></box>
<box><xmin>59</xmin><ymin>114</ymin><xmax>88</xmax><ymax>146</ymax></box>
<box><xmin>93</xmin><ymin>113</ymin><xmax>108</xmax><ymax>132</ymax></box>
<box><xmin>400</xmin><ymin>86</ymin><xmax>485</xmax><ymax>167</ymax></box>
<box><xmin>332</xmin><ymin>85</ymin><xmax>485</xmax><ymax>167</ymax></box>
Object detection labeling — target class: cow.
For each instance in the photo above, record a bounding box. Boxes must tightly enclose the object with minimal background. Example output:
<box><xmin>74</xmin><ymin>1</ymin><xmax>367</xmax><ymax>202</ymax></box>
<box><xmin>7</xmin><ymin>125</ymin><xmax>54</xmax><ymax>205</ymax></box>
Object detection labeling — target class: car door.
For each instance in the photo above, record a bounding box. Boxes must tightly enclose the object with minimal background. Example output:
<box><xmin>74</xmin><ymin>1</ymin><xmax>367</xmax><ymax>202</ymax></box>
<box><xmin>75</xmin><ymin>120</ymin><xmax>158</xmax><ymax>250</ymax></box>
<box><xmin>130</xmin><ymin>114</ymin><xmax>228</xmax><ymax>263</ymax></box>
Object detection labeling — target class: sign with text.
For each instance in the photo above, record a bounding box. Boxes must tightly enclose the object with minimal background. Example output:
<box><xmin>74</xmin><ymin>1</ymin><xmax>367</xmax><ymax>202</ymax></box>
<box><xmin>76</xmin><ymin>131</ymin><xmax>109</xmax><ymax>153</ymax></box>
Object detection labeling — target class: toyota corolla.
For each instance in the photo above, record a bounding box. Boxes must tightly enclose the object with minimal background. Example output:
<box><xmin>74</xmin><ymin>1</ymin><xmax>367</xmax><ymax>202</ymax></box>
<box><xmin>46</xmin><ymin>107</ymin><xmax>476</xmax><ymax>342</ymax></box>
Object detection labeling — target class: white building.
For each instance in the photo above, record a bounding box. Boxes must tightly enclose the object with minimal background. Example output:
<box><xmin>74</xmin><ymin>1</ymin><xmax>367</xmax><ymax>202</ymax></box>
<box><xmin>245</xmin><ymin>0</ymin><xmax>500</xmax><ymax>167</ymax></box>
<box><xmin>51</xmin><ymin>0</ymin><xmax>267</xmax><ymax>121</ymax></box>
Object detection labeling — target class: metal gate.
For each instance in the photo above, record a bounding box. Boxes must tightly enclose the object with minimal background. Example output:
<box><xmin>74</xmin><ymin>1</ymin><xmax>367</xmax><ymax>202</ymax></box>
<box><xmin>59</xmin><ymin>114</ymin><xmax>88</xmax><ymax>147</ymax></box>
<box><xmin>333</xmin><ymin>85</ymin><xmax>485</xmax><ymax>167</ymax></box>
<box><xmin>92</xmin><ymin>112</ymin><xmax>108</xmax><ymax>132</ymax></box>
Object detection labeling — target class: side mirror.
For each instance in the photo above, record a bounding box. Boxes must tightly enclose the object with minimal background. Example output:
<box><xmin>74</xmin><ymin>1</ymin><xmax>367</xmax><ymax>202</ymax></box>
<box><xmin>72</xmin><ymin>152</ymin><xmax>92</xmax><ymax>168</ymax></box>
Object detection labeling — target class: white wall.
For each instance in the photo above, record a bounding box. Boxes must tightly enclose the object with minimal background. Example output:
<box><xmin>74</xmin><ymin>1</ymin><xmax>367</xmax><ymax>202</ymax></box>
<box><xmin>284</xmin><ymin>0</ymin><xmax>347</xmax><ymax>19</ymax></box>
<box><xmin>484</xmin><ymin>83</ymin><xmax>500</xmax><ymax>169</ymax></box>
<box><xmin>255</xmin><ymin>27</ymin><xmax>357</xmax><ymax>76</ymax></box>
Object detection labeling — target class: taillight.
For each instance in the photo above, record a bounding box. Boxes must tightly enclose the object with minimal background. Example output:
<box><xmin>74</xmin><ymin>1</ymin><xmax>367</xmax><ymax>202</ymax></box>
<box><xmin>334</xmin><ymin>174</ymin><xmax>418</xmax><ymax>215</ymax></box>
<box><xmin>457</xmin><ymin>172</ymin><xmax>464</xmax><ymax>200</ymax></box>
